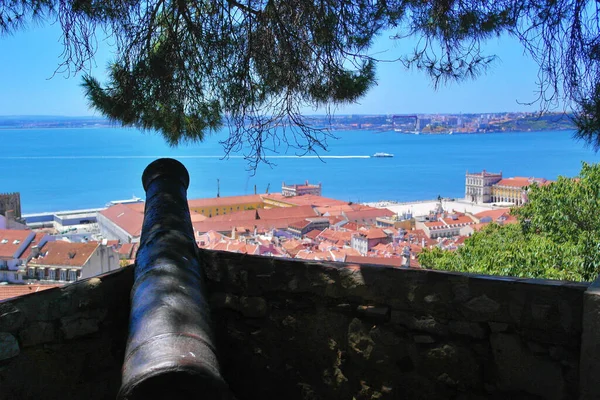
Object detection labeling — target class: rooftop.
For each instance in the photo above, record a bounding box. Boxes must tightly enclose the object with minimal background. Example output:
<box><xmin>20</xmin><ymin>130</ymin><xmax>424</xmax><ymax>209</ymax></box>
<box><xmin>29</xmin><ymin>241</ymin><xmax>99</xmax><ymax>267</ymax></box>
<box><xmin>0</xmin><ymin>229</ymin><xmax>33</xmax><ymax>259</ymax></box>
<box><xmin>98</xmin><ymin>203</ymin><xmax>144</xmax><ymax>238</ymax></box>
<box><xmin>495</xmin><ymin>177</ymin><xmax>550</xmax><ymax>188</ymax></box>
<box><xmin>188</xmin><ymin>194</ymin><xmax>263</xmax><ymax>208</ymax></box>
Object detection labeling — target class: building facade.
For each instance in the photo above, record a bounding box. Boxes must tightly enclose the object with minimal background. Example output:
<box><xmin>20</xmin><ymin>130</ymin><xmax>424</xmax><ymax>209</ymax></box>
<box><xmin>490</xmin><ymin>177</ymin><xmax>549</xmax><ymax>205</ymax></box>
<box><xmin>188</xmin><ymin>195</ymin><xmax>265</xmax><ymax>217</ymax></box>
<box><xmin>97</xmin><ymin>204</ymin><xmax>144</xmax><ymax>243</ymax></box>
<box><xmin>281</xmin><ymin>181</ymin><xmax>322</xmax><ymax>197</ymax></box>
<box><xmin>464</xmin><ymin>170</ymin><xmax>503</xmax><ymax>203</ymax></box>
<box><xmin>0</xmin><ymin>230</ymin><xmax>37</xmax><ymax>283</ymax></box>
<box><xmin>25</xmin><ymin>241</ymin><xmax>119</xmax><ymax>283</ymax></box>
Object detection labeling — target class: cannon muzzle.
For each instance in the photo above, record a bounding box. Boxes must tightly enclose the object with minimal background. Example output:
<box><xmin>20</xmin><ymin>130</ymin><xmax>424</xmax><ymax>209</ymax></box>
<box><xmin>118</xmin><ymin>158</ymin><xmax>230</xmax><ymax>399</ymax></box>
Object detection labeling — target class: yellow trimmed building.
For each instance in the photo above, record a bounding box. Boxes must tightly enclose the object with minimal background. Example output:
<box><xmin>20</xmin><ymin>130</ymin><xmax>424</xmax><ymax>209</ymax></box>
<box><xmin>188</xmin><ymin>195</ymin><xmax>265</xmax><ymax>217</ymax></box>
<box><xmin>490</xmin><ymin>177</ymin><xmax>550</xmax><ymax>205</ymax></box>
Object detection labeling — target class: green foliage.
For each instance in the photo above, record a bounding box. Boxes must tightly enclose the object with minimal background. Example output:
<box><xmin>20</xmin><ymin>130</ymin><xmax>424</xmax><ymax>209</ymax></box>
<box><xmin>420</xmin><ymin>162</ymin><xmax>600</xmax><ymax>282</ymax></box>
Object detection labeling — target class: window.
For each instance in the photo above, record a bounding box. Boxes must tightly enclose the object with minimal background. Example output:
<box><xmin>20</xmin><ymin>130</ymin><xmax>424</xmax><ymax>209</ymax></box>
<box><xmin>13</xmin><ymin>273</ymin><xmax>19</xmax><ymax>281</ymax></box>
<box><xmin>48</xmin><ymin>269</ymin><xmax>55</xmax><ymax>281</ymax></box>
<box><xmin>28</xmin><ymin>268</ymin><xmax>35</xmax><ymax>278</ymax></box>
<box><xmin>37</xmin><ymin>268</ymin><xmax>45</xmax><ymax>279</ymax></box>
<box><xmin>59</xmin><ymin>270</ymin><xmax>67</xmax><ymax>281</ymax></box>
<box><xmin>69</xmin><ymin>270</ymin><xmax>77</xmax><ymax>281</ymax></box>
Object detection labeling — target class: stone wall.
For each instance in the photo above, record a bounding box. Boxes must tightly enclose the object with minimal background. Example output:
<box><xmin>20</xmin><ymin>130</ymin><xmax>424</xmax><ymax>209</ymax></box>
<box><xmin>0</xmin><ymin>192</ymin><xmax>21</xmax><ymax>219</ymax></box>
<box><xmin>0</xmin><ymin>267</ymin><xmax>132</xmax><ymax>400</ymax></box>
<box><xmin>0</xmin><ymin>251</ymin><xmax>591</xmax><ymax>399</ymax></box>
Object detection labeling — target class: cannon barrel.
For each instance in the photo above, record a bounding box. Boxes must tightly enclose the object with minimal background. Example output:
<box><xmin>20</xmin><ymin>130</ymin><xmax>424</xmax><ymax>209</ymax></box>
<box><xmin>118</xmin><ymin>158</ymin><xmax>230</xmax><ymax>400</ymax></box>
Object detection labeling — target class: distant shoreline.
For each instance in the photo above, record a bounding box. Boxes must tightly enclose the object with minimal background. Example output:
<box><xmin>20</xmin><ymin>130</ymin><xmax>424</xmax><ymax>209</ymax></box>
<box><xmin>0</xmin><ymin>111</ymin><xmax>576</xmax><ymax>133</ymax></box>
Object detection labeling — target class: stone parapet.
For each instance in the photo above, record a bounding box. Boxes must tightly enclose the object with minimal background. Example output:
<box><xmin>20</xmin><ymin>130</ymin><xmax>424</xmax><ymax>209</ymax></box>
<box><xmin>0</xmin><ymin>251</ymin><xmax>592</xmax><ymax>399</ymax></box>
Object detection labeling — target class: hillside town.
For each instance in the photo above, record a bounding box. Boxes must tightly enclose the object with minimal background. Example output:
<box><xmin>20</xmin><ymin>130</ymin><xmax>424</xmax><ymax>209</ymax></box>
<box><xmin>0</xmin><ymin>170</ymin><xmax>550</xmax><ymax>301</ymax></box>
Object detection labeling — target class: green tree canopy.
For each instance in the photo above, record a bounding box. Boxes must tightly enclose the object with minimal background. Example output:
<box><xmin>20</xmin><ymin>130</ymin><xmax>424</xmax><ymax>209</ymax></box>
<box><xmin>420</xmin><ymin>162</ymin><xmax>600</xmax><ymax>281</ymax></box>
<box><xmin>2</xmin><ymin>0</ymin><xmax>600</xmax><ymax>165</ymax></box>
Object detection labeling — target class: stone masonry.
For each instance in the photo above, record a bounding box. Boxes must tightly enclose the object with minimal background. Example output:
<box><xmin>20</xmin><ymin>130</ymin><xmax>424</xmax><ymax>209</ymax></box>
<box><xmin>0</xmin><ymin>251</ymin><xmax>593</xmax><ymax>400</ymax></box>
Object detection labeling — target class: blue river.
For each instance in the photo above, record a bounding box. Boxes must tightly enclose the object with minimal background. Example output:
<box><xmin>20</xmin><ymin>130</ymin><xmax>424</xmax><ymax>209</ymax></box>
<box><xmin>1</xmin><ymin>127</ymin><xmax>599</xmax><ymax>213</ymax></box>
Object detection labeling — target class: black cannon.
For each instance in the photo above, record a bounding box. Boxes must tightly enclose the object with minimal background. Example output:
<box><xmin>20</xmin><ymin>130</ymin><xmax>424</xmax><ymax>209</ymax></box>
<box><xmin>118</xmin><ymin>158</ymin><xmax>231</xmax><ymax>399</ymax></box>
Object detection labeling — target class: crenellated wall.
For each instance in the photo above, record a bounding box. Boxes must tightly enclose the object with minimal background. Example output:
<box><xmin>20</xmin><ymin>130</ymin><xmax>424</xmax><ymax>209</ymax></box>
<box><xmin>0</xmin><ymin>251</ymin><xmax>596</xmax><ymax>400</ymax></box>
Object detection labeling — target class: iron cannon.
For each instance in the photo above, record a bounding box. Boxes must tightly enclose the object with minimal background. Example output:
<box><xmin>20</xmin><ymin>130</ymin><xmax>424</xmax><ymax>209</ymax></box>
<box><xmin>118</xmin><ymin>158</ymin><xmax>231</xmax><ymax>399</ymax></box>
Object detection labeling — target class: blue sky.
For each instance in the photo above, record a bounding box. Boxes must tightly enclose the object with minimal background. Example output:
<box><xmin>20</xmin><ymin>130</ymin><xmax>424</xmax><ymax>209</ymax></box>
<box><xmin>0</xmin><ymin>22</ymin><xmax>544</xmax><ymax>116</ymax></box>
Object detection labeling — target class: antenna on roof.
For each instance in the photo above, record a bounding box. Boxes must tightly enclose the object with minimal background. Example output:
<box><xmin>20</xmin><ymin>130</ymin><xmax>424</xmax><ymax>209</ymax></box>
<box><xmin>217</xmin><ymin>179</ymin><xmax>220</xmax><ymax>198</ymax></box>
<box><xmin>265</xmin><ymin>183</ymin><xmax>270</xmax><ymax>194</ymax></box>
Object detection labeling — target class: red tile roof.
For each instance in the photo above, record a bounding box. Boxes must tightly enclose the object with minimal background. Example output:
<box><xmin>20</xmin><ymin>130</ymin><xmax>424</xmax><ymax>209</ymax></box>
<box><xmin>440</xmin><ymin>214</ymin><xmax>477</xmax><ymax>226</ymax></box>
<box><xmin>424</xmin><ymin>221</ymin><xmax>446</xmax><ymax>228</ymax></box>
<box><xmin>317</xmin><ymin>229</ymin><xmax>354</xmax><ymax>244</ymax></box>
<box><xmin>0</xmin><ymin>284</ymin><xmax>61</xmax><ymax>302</ymax></box>
<box><xmin>118</xmin><ymin>243</ymin><xmax>136</xmax><ymax>258</ymax></box>
<box><xmin>495</xmin><ymin>177</ymin><xmax>531</xmax><ymax>188</ymax></box>
<box><xmin>258</xmin><ymin>205</ymin><xmax>317</xmax><ymax>220</ymax></box>
<box><xmin>304</xmin><ymin>229</ymin><xmax>322</xmax><ymax>240</ymax></box>
<box><xmin>190</xmin><ymin>212</ymin><xmax>208</xmax><ymax>222</ymax></box>
<box><xmin>316</xmin><ymin>205</ymin><xmax>357</xmax><ymax>216</ymax></box>
<box><xmin>475</xmin><ymin>208</ymin><xmax>510</xmax><ymax>219</ymax></box>
<box><xmin>344</xmin><ymin>208</ymin><xmax>395</xmax><ymax>221</ymax></box>
<box><xmin>495</xmin><ymin>177</ymin><xmax>549</xmax><ymax>188</ymax></box>
<box><xmin>19</xmin><ymin>232</ymin><xmax>47</xmax><ymax>260</ymax></box>
<box><xmin>188</xmin><ymin>194</ymin><xmax>263</xmax><ymax>208</ymax></box>
<box><xmin>124</xmin><ymin>202</ymin><xmax>145</xmax><ymax>213</ymax></box>
<box><xmin>341</xmin><ymin>222</ymin><xmax>362</xmax><ymax>231</ymax></box>
<box><xmin>289</xmin><ymin>220</ymin><xmax>311</xmax><ymax>230</ymax></box>
<box><xmin>454</xmin><ymin>236</ymin><xmax>468</xmax><ymax>246</ymax></box>
<box><xmin>193</xmin><ymin>214</ymin><xmax>319</xmax><ymax>235</ymax></box>
<box><xmin>363</xmin><ymin>228</ymin><xmax>388</xmax><ymax>239</ymax></box>
<box><xmin>209</xmin><ymin>210</ymin><xmax>258</xmax><ymax>222</ymax></box>
<box><xmin>30</xmin><ymin>241</ymin><xmax>99</xmax><ymax>267</ymax></box>
<box><xmin>0</xmin><ymin>230</ymin><xmax>34</xmax><ymax>259</ymax></box>
<box><xmin>295</xmin><ymin>250</ymin><xmax>332</xmax><ymax>261</ymax></box>
<box><xmin>346</xmin><ymin>255</ymin><xmax>404</xmax><ymax>267</ymax></box>
<box><xmin>263</xmin><ymin>194</ymin><xmax>347</xmax><ymax>207</ymax></box>
<box><xmin>99</xmin><ymin>203</ymin><xmax>144</xmax><ymax>238</ymax></box>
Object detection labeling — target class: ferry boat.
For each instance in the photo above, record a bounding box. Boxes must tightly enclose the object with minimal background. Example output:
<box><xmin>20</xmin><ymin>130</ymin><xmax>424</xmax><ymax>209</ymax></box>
<box><xmin>373</xmin><ymin>152</ymin><xmax>394</xmax><ymax>158</ymax></box>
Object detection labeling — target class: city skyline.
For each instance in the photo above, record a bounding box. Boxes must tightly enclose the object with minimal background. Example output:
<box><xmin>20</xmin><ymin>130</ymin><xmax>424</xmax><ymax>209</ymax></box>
<box><xmin>0</xmin><ymin>23</ymin><xmax>556</xmax><ymax>117</ymax></box>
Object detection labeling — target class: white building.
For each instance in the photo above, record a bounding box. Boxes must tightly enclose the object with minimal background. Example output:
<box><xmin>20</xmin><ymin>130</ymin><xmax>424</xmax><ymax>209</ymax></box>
<box><xmin>465</xmin><ymin>170</ymin><xmax>503</xmax><ymax>203</ymax></box>
<box><xmin>0</xmin><ymin>230</ymin><xmax>51</xmax><ymax>283</ymax></box>
<box><xmin>25</xmin><ymin>241</ymin><xmax>119</xmax><ymax>283</ymax></box>
<box><xmin>97</xmin><ymin>203</ymin><xmax>143</xmax><ymax>243</ymax></box>
<box><xmin>281</xmin><ymin>181</ymin><xmax>322</xmax><ymax>197</ymax></box>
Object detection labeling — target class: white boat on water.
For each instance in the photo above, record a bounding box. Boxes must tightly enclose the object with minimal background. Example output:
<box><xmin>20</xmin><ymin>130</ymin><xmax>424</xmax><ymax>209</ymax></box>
<box><xmin>373</xmin><ymin>152</ymin><xmax>394</xmax><ymax>158</ymax></box>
